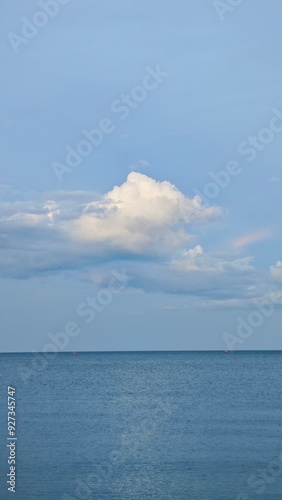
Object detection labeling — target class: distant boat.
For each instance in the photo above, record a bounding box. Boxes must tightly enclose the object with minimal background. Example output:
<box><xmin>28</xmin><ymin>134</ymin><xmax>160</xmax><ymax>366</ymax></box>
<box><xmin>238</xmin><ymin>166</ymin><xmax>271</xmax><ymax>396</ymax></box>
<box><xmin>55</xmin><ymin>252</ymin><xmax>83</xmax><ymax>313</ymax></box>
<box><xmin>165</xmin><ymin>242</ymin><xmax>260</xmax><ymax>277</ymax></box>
<box><xmin>72</xmin><ymin>352</ymin><xmax>77</xmax><ymax>355</ymax></box>
<box><xmin>224</xmin><ymin>350</ymin><xmax>230</xmax><ymax>353</ymax></box>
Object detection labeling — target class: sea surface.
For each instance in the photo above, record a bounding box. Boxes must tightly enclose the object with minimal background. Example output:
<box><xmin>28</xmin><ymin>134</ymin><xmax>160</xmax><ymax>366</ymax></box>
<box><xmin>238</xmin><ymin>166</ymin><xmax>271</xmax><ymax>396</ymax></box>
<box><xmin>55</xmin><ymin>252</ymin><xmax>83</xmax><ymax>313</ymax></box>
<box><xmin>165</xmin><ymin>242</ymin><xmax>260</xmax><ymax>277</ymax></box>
<box><xmin>0</xmin><ymin>351</ymin><xmax>281</xmax><ymax>500</ymax></box>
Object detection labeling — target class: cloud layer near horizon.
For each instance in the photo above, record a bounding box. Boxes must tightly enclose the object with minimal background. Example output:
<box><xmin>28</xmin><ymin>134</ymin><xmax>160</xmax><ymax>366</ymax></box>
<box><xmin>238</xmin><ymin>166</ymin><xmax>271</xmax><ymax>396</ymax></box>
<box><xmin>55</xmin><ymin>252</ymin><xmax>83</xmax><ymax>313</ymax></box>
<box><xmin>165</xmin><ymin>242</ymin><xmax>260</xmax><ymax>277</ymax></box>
<box><xmin>0</xmin><ymin>172</ymin><xmax>280</xmax><ymax>308</ymax></box>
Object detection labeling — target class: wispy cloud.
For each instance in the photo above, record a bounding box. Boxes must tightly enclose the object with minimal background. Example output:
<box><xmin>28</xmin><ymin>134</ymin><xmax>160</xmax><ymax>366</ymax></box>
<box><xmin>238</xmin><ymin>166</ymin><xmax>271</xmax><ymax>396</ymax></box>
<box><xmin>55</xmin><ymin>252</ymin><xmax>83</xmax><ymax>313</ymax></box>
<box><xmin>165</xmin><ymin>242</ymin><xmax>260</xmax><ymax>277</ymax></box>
<box><xmin>270</xmin><ymin>261</ymin><xmax>282</xmax><ymax>280</ymax></box>
<box><xmin>128</xmin><ymin>159</ymin><xmax>150</xmax><ymax>171</ymax></box>
<box><xmin>232</xmin><ymin>229</ymin><xmax>274</xmax><ymax>248</ymax></box>
<box><xmin>269</xmin><ymin>177</ymin><xmax>281</xmax><ymax>183</ymax></box>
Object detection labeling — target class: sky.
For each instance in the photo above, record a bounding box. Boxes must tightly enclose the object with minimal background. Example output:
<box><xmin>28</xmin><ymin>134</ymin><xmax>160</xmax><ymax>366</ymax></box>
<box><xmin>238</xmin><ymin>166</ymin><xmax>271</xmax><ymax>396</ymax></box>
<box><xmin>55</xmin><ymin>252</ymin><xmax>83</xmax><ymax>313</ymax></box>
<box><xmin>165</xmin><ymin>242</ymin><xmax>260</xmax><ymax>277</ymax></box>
<box><xmin>1</xmin><ymin>0</ymin><xmax>282</xmax><ymax>352</ymax></box>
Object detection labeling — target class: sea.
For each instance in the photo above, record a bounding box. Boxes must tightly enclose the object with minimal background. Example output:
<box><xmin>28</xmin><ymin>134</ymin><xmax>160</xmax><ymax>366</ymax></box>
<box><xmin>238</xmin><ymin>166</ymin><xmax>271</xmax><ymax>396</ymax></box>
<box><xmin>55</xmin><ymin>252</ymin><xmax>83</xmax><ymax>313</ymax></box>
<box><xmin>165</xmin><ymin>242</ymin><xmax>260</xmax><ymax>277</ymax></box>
<box><xmin>0</xmin><ymin>351</ymin><xmax>281</xmax><ymax>500</ymax></box>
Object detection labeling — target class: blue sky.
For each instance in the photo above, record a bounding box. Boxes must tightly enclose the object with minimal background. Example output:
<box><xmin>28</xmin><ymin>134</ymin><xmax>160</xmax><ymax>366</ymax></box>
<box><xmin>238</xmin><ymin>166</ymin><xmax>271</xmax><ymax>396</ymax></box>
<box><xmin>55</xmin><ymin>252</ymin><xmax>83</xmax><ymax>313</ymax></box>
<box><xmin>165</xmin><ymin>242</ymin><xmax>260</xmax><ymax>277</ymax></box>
<box><xmin>1</xmin><ymin>0</ymin><xmax>282</xmax><ymax>352</ymax></box>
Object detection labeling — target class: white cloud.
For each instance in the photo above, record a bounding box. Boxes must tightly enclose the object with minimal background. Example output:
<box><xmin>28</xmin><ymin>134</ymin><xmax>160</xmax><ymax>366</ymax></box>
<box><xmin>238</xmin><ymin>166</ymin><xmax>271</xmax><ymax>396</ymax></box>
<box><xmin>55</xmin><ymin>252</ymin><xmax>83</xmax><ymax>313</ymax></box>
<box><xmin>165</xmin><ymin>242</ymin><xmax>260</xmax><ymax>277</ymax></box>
<box><xmin>129</xmin><ymin>159</ymin><xmax>150</xmax><ymax>170</ymax></box>
<box><xmin>4</xmin><ymin>171</ymin><xmax>277</xmax><ymax>308</ymax></box>
<box><xmin>172</xmin><ymin>245</ymin><xmax>204</xmax><ymax>271</ymax></box>
<box><xmin>172</xmin><ymin>246</ymin><xmax>254</xmax><ymax>274</ymax></box>
<box><xmin>270</xmin><ymin>261</ymin><xmax>282</xmax><ymax>280</ymax></box>
<box><xmin>64</xmin><ymin>172</ymin><xmax>221</xmax><ymax>254</ymax></box>
<box><xmin>0</xmin><ymin>172</ymin><xmax>221</xmax><ymax>277</ymax></box>
<box><xmin>4</xmin><ymin>172</ymin><xmax>279</xmax><ymax>308</ymax></box>
<box><xmin>2</xmin><ymin>171</ymin><xmax>280</xmax><ymax>310</ymax></box>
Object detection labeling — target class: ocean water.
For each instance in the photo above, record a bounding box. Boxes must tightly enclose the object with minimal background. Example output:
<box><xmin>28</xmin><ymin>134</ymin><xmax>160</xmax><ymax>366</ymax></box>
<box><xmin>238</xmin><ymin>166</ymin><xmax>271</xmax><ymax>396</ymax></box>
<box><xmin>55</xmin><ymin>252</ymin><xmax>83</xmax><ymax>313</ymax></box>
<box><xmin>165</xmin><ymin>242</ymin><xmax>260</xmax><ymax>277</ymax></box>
<box><xmin>0</xmin><ymin>351</ymin><xmax>281</xmax><ymax>500</ymax></box>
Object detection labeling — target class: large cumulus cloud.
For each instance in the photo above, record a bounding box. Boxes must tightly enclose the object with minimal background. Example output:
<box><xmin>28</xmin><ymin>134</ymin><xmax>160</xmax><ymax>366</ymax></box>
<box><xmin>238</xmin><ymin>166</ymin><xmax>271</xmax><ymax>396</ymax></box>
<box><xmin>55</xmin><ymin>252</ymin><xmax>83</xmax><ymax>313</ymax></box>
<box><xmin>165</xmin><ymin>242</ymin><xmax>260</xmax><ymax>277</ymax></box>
<box><xmin>63</xmin><ymin>172</ymin><xmax>221</xmax><ymax>253</ymax></box>
<box><xmin>0</xmin><ymin>172</ymin><xmax>221</xmax><ymax>277</ymax></box>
